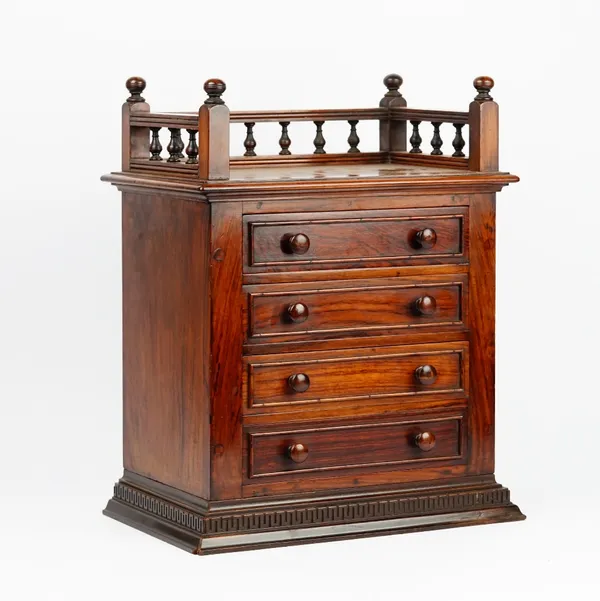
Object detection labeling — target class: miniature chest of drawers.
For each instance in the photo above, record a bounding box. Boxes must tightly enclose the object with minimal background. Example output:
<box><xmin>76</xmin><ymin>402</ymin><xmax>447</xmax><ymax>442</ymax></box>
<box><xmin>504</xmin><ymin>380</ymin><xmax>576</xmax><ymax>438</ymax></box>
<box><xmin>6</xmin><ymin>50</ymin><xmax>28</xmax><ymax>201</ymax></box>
<box><xmin>102</xmin><ymin>73</ymin><xmax>525</xmax><ymax>554</ymax></box>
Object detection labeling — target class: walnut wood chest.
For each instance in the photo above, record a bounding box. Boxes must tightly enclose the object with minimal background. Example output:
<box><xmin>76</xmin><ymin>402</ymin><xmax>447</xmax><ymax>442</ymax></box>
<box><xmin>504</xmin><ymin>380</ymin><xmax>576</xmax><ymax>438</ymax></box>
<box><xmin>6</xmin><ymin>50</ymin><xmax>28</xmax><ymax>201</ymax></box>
<box><xmin>102</xmin><ymin>73</ymin><xmax>525</xmax><ymax>554</ymax></box>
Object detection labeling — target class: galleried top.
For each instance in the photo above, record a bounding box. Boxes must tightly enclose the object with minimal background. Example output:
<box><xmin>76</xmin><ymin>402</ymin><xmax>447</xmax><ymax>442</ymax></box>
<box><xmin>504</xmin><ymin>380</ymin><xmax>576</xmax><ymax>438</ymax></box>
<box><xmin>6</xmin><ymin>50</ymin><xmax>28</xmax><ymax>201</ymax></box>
<box><xmin>104</xmin><ymin>73</ymin><xmax>518</xmax><ymax>192</ymax></box>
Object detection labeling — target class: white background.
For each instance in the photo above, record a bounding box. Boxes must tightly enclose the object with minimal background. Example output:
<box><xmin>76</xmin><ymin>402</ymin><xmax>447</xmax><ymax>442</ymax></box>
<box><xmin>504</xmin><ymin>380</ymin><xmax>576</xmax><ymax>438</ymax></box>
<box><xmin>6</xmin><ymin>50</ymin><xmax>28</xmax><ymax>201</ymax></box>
<box><xmin>1</xmin><ymin>1</ymin><xmax>599</xmax><ymax>599</ymax></box>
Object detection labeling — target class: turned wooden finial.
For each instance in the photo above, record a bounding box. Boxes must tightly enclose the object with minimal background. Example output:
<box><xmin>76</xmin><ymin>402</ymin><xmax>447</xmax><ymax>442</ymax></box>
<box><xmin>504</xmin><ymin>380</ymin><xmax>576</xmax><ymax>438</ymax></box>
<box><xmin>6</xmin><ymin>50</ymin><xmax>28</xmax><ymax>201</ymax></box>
<box><xmin>473</xmin><ymin>76</ymin><xmax>494</xmax><ymax>102</ymax></box>
<box><xmin>125</xmin><ymin>76</ymin><xmax>146</xmax><ymax>103</ymax></box>
<box><xmin>204</xmin><ymin>78</ymin><xmax>226</xmax><ymax>105</ymax></box>
<box><xmin>383</xmin><ymin>73</ymin><xmax>404</xmax><ymax>98</ymax></box>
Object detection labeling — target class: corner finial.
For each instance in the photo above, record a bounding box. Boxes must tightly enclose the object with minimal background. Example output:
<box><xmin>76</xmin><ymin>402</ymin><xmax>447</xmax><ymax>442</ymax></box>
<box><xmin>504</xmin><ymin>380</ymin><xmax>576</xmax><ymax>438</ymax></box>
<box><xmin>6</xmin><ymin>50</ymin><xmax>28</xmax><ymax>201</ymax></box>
<box><xmin>383</xmin><ymin>73</ymin><xmax>403</xmax><ymax>98</ymax></box>
<box><xmin>473</xmin><ymin>76</ymin><xmax>494</xmax><ymax>102</ymax></box>
<box><xmin>204</xmin><ymin>79</ymin><xmax>226</xmax><ymax>105</ymax></box>
<box><xmin>125</xmin><ymin>76</ymin><xmax>146</xmax><ymax>103</ymax></box>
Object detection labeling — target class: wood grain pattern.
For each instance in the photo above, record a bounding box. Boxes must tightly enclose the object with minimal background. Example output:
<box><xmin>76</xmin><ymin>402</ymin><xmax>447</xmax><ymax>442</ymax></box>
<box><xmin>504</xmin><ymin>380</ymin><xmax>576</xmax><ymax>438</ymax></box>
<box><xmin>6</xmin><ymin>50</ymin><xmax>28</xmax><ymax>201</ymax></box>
<box><xmin>210</xmin><ymin>202</ymin><xmax>244</xmax><ymax>500</ymax></box>
<box><xmin>245</xmin><ymin>207</ymin><xmax>466</xmax><ymax>271</ymax></box>
<box><xmin>122</xmin><ymin>192</ymin><xmax>210</xmax><ymax>498</ymax></box>
<box><xmin>247</xmin><ymin>414</ymin><xmax>464</xmax><ymax>478</ymax></box>
<box><xmin>467</xmin><ymin>193</ymin><xmax>496</xmax><ymax>474</ymax></box>
<box><xmin>247</xmin><ymin>278</ymin><xmax>466</xmax><ymax>341</ymax></box>
<box><xmin>245</xmin><ymin>342</ymin><xmax>467</xmax><ymax>409</ymax></box>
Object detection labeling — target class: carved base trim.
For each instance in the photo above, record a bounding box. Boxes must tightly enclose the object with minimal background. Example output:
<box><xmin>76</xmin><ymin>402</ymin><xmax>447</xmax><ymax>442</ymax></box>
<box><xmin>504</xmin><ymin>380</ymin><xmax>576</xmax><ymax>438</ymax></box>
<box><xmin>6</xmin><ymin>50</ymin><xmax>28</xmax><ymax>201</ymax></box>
<box><xmin>104</xmin><ymin>475</ymin><xmax>525</xmax><ymax>554</ymax></box>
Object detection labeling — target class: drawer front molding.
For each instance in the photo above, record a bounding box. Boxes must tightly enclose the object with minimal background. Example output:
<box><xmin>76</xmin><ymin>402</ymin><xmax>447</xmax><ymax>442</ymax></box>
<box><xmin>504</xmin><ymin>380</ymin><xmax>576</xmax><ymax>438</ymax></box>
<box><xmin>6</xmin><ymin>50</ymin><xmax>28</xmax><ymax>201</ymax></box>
<box><xmin>244</xmin><ymin>207</ymin><xmax>468</xmax><ymax>272</ymax></box>
<box><xmin>245</xmin><ymin>342</ymin><xmax>468</xmax><ymax>409</ymax></box>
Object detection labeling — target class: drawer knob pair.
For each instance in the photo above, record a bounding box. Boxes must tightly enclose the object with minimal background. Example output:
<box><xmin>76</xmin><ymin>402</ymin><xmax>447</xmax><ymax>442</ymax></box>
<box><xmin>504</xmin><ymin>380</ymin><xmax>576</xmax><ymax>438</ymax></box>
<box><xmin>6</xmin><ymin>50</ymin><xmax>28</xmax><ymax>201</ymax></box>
<box><xmin>287</xmin><ymin>443</ymin><xmax>309</xmax><ymax>463</ymax></box>
<box><xmin>414</xmin><ymin>228</ymin><xmax>437</xmax><ymax>249</ymax></box>
<box><xmin>414</xmin><ymin>364</ymin><xmax>438</xmax><ymax>385</ymax></box>
<box><xmin>282</xmin><ymin>233</ymin><xmax>311</xmax><ymax>255</ymax></box>
<box><xmin>414</xmin><ymin>431</ymin><xmax>437</xmax><ymax>451</ymax></box>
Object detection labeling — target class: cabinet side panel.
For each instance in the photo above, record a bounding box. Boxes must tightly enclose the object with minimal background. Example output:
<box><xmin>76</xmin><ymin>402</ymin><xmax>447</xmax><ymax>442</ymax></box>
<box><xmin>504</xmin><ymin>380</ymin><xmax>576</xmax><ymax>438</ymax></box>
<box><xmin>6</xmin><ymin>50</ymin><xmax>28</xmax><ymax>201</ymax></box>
<box><xmin>210</xmin><ymin>202</ymin><xmax>244</xmax><ymax>500</ymax></box>
<box><xmin>122</xmin><ymin>193</ymin><xmax>210</xmax><ymax>498</ymax></box>
<box><xmin>467</xmin><ymin>193</ymin><xmax>496</xmax><ymax>474</ymax></box>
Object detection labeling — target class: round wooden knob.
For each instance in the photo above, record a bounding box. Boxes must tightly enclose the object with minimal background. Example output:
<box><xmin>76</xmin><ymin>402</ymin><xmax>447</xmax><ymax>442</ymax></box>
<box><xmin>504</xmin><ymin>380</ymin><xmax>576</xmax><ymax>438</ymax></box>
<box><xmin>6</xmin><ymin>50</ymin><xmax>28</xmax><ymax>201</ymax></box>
<box><xmin>414</xmin><ymin>365</ymin><xmax>438</xmax><ymax>385</ymax></box>
<box><xmin>286</xmin><ymin>302</ymin><xmax>309</xmax><ymax>323</ymax></box>
<box><xmin>414</xmin><ymin>432</ymin><xmax>436</xmax><ymax>452</ymax></box>
<box><xmin>383</xmin><ymin>73</ymin><xmax>403</xmax><ymax>92</ymax></box>
<box><xmin>473</xmin><ymin>76</ymin><xmax>495</xmax><ymax>101</ymax></box>
<box><xmin>287</xmin><ymin>443</ymin><xmax>309</xmax><ymax>463</ymax></box>
<box><xmin>414</xmin><ymin>228</ymin><xmax>437</xmax><ymax>249</ymax></box>
<box><xmin>204</xmin><ymin>78</ymin><xmax>226</xmax><ymax>105</ymax></box>
<box><xmin>288</xmin><ymin>373</ymin><xmax>311</xmax><ymax>393</ymax></box>
<box><xmin>414</xmin><ymin>295</ymin><xmax>437</xmax><ymax>316</ymax></box>
<box><xmin>282</xmin><ymin>233</ymin><xmax>310</xmax><ymax>255</ymax></box>
<box><xmin>125</xmin><ymin>76</ymin><xmax>146</xmax><ymax>103</ymax></box>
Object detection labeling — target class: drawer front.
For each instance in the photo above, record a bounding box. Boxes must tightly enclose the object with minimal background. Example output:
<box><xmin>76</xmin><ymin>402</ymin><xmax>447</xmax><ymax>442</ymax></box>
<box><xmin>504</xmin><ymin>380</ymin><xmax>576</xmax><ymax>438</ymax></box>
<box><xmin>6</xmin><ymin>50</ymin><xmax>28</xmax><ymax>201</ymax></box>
<box><xmin>247</xmin><ymin>414</ymin><xmax>465</xmax><ymax>479</ymax></box>
<box><xmin>247</xmin><ymin>277</ymin><xmax>466</xmax><ymax>341</ymax></box>
<box><xmin>244</xmin><ymin>207</ymin><xmax>467</xmax><ymax>272</ymax></box>
<box><xmin>246</xmin><ymin>342</ymin><xmax>468</xmax><ymax>409</ymax></box>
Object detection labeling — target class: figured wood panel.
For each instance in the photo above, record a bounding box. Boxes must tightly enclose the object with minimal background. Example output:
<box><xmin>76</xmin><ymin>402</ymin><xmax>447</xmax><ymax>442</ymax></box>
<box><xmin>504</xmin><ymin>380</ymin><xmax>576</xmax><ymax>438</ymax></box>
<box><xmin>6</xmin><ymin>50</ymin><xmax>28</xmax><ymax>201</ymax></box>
<box><xmin>210</xmin><ymin>202</ymin><xmax>244</xmax><ymax>500</ymax></box>
<box><xmin>122</xmin><ymin>193</ymin><xmax>210</xmax><ymax>498</ymax></box>
<box><xmin>247</xmin><ymin>278</ymin><xmax>466</xmax><ymax>342</ymax></box>
<box><xmin>247</xmin><ymin>413</ymin><xmax>465</xmax><ymax>479</ymax></box>
<box><xmin>467</xmin><ymin>193</ymin><xmax>496</xmax><ymax>475</ymax></box>
<box><xmin>246</xmin><ymin>342</ymin><xmax>468</xmax><ymax>409</ymax></box>
<box><xmin>245</xmin><ymin>207</ymin><xmax>467</xmax><ymax>272</ymax></box>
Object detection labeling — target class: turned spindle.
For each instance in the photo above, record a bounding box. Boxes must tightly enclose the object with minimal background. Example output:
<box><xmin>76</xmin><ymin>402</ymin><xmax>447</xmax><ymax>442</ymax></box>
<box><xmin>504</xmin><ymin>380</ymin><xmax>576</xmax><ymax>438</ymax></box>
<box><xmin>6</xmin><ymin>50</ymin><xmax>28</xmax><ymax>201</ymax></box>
<box><xmin>347</xmin><ymin>120</ymin><xmax>360</xmax><ymax>153</ymax></box>
<box><xmin>149</xmin><ymin>127</ymin><xmax>162</xmax><ymax>161</ymax></box>
<box><xmin>279</xmin><ymin>122</ymin><xmax>291</xmax><ymax>155</ymax></box>
<box><xmin>431</xmin><ymin>123</ymin><xmax>443</xmax><ymax>155</ymax></box>
<box><xmin>243</xmin><ymin>122</ymin><xmax>257</xmax><ymax>157</ymax></box>
<box><xmin>452</xmin><ymin>124</ymin><xmax>466</xmax><ymax>157</ymax></box>
<box><xmin>185</xmin><ymin>129</ymin><xmax>198</xmax><ymax>164</ymax></box>
<box><xmin>167</xmin><ymin>128</ymin><xmax>183</xmax><ymax>162</ymax></box>
<box><xmin>409</xmin><ymin>121</ymin><xmax>423</xmax><ymax>153</ymax></box>
<box><xmin>313</xmin><ymin>121</ymin><xmax>326</xmax><ymax>154</ymax></box>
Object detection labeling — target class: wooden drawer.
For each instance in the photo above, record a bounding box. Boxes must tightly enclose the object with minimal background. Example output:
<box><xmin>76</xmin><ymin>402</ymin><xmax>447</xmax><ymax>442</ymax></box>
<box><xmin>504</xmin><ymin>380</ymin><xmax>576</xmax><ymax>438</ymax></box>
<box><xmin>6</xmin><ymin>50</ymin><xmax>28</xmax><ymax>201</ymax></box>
<box><xmin>244</xmin><ymin>342</ymin><xmax>468</xmax><ymax>411</ymax></box>
<box><xmin>245</xmin><ymin>274</ymin><xmax>467</xmax><ymax>343</ymax></box>
<box><xmin>245</xmin><ymin>412</ymin><xmax>465</xmax><ymax>480</ymax></box>
<box><xmin>244</xmin><ymin>207</ymin><xmax>467</xmax><ymax>273</ymax></box>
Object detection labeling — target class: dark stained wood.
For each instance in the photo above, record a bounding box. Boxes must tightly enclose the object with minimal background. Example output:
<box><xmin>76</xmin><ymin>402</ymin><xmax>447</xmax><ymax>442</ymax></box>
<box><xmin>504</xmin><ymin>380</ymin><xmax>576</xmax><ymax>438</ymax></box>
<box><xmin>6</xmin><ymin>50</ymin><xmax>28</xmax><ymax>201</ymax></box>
<box><xmin>347</xmin><ymin>120</ymin><xmax>360</xmax><ymax>153</ymax></box>
<box><xmin>278</xmin><ymin>121</ymin><xmax>291</xmax><ymax>155</ymax></box>
<box><xmin>245</xmin><ymin>207</ymin><xmax>467</xmax><ymax>272</ymax></box>
<box><xmin>247</xmin><ymin>279</ymin><xmax>466</xmax><ymax>341</ymax></box>
<box><xmin>313</xmin><ymin>121</ymin><xmax>326</xmax><ymax>154</ymax></box>
<box><xmin>467</xmin><ymin>193</ymin><xmax>496</xmax><ymax>475</ymax></box>
<box><xmin>243</xmin><ymin>122</ymin><xmax>257</xmax><ymax>156</ymax></box>
<box><xmin>185</xmin><ymin>129</ymin><xmax>199</xmax><ymax>164</ymax></box>
<box><xmin>149</xmin><ymin>127</ymin><xmax>162</xmax><ymax>161</ymax></box>
<box><xmin>209</xmin><ymin>202</ymin><xmax>244</xmax><ymax>500</ymax></box>
<box><xmin>246</xmin><ymin>412</ymin><xmax>465</xmax><ymax>479</ymax></box>
<box><xmin>452</xmin><ymin>124</ymin><xmax>466</xmax><ymax>157</ymax></box>
<box><xmin>121</xmin><ymin>192</ymin><xmax>210</xmax><ymax>498</ymax></box>
<box><xmin>431</xmin><ymin>122</ymin><xmax>443</xmax><ymax>155</ymax></box>
<box><xmin>380</xmin><ymin>73</ymin><xmax>407</xmax><ymax>152</ymax></box>
<box><xmin>103</xmin><ymin>72</ymin><xmax>523</xmax><ymax>554</ymax></box>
